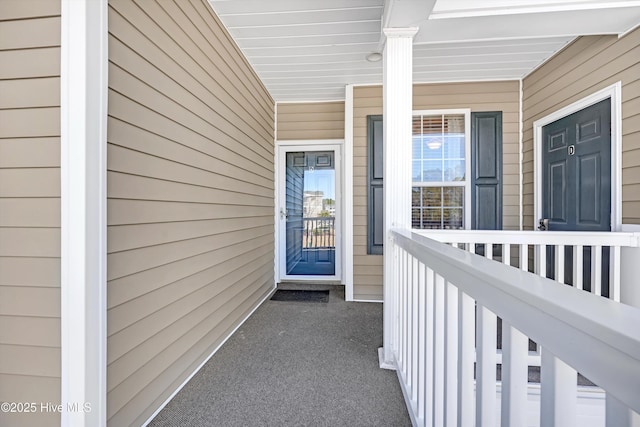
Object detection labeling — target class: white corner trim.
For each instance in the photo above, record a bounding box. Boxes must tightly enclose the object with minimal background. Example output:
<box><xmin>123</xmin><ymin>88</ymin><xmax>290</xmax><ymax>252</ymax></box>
<box><xmin>273</xmin><ymin>103</ymin><xmax>279</xmax><ymax>281</ymax></box>
<box><xmin>533</xmin><ymin>82</ymin><xmax>622</xmax><ymax>231</ymax></box>
<box><xmin>344</xmin><ymin>85</ymin><xmax>355</xmax><ymax>301</ymax></box>
<box><xmin>519</xmin><ymin>79</ymin><xmax>524</xmax><ymax>231</ymax></box>
<box><xmin>60</xmin><ymin>0</ymin><xmax>108</xmax><ymax>426</ymax></box>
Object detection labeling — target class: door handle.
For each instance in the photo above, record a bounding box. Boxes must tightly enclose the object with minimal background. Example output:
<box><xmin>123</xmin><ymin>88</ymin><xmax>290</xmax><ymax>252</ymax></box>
<box><xmin>538</xmin><ymin>218</ymin><xmax>549</xmax><ymax>231</ymax></box>
<box><xmin>280</xmin><ymin>208</ymin><xmax>288</xmax><ymax>219</ymax></box>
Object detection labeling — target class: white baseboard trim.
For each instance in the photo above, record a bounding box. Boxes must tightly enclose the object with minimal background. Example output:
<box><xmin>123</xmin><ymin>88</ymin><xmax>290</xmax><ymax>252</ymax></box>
<box><xmin>352</xmin><ymin>298</ymin><xmax>383</xmax><ymax>303</ymax></box>
<box><xmin>141</xmin><ymin>284</ymin><xmax>277</xmax><ymax>426</ymax></box>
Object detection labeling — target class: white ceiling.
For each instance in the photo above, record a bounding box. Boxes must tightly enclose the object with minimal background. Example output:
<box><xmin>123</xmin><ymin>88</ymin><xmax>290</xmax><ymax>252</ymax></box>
<box><xmin>208</xmin><ymin>0</ymin><xmax>640</xmax><ymax>103</ymax></box>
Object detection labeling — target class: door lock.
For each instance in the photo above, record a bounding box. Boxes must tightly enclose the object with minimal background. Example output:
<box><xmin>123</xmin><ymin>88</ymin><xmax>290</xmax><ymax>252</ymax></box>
<box><xmin>538</xmin><ymin>218</ymin><xmax>549</xmax><ymax>231</ymax></box>
<box><xmin>280</xmin><ymin>208</ymin><xmax>288</xmax><ymax>219</ymax></box>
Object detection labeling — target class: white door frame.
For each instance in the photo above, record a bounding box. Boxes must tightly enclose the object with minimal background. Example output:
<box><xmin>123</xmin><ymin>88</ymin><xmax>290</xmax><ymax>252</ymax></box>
<box><xmin>533</xmin><ymin>82</ymin><xmax>622</xmax><ymax>231</ymax></box>
<box><xmin>275</xmin><ymin>140</ymin><xmax>344</xmax><ymax>282</ymax></box>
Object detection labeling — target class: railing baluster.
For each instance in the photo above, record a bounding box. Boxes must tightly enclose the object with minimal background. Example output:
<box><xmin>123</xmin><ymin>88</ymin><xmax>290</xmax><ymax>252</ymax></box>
<box><xmin>417</xmin><ymin>263</ymin><xmax>427</xmax><ymax>423</ymax></box>
<box><xmin>445</xmin><ymin>281</ymin><xmax>458</xmax><ymax>427</ymax></box>
<box><xmin>402</xmin><ymin>251</ymin><xmax>408</xmax><ymax>376</ymax></box>
<box><xmin>502</xmin><ymin>244</ymin><xmax>510</xmax><ymax>269</ymax></box>
<box><xmin>425</xmin><ymin>267</ymin><xmax>435</xmax><ymax>427</ymax></box>
<box><xmin>540</xmin><ymin>348</ymin><xmax>577</xmax><ymax>427</ymax></box>
<box><xmin>593</xmin><ymin>245</ymin><xmax>602</xmax><ymax>296</ymax></box>
<box><xmin>458</xmin><ymin>290</ymin><xmax>474</xmax><ymax>427</ymax></box>
<box><xmin>519</xmin><ymin>244</ymin><xmax>528</xmax><ymax>272</ymax></box>
<box><xmin>411</xmin><ymin>256</ymin><xmax>419</xmax><ymax>403</ymax></box>
<box><xmin>610</xmin><ymin>246</ymin><xmax>621</xmax><ymax>302</ymax></box>
<box><xmin>433</xmin><ymin>274</ymin><xmax>445</xmax><ymax>426</ymax></box>
<box><xmin>501</xmin><ymin>321</ymin><xmax>528</xmax><ymax>427</ymax></box>
<box><xmin>476</xmin><ymin>304</ymin><xmax>497</xmax><ymax>427</ymax></box>
<box><xmin>407</xmin><ymin>254</ymin><xmax>414</xmax><ymax>395</ymax></box>
<box><xmin>534</xmin><ymin>244</ymin><xmax>544</xmax><ymax>277</ymax></box>
<box><xmin>399</xmin><ymin>249</ymin><xmax>405</xmax><ymax>374</ymax></box>
<box><xmin>605</xmin><ymin>395</ymin><xmax>640</xmax><ymax>427</ymax></box>
<box><xmin>556</xmin><ymin>244</ymin><xmax>565</xmax><ymax>284</ymax></box>
<box><xmin>500</xmin><ymin>242</ymin><xmax>528</xmax><ymax>426</ymax></box>
<box><xmin>574</xmin><ymin>245</ymin><xmax>584</xmax><ymax>290</ymax></box>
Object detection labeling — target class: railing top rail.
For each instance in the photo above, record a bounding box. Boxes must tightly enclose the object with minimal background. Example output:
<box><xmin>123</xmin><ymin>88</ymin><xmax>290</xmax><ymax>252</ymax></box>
<box><xmin>414</xmin><ymin>229</ymin><xmax>640</xmax><ymax>247</ymax></box>
<box><xmin>391</xmin><ymin>228</ymin><xmax>640</xmax><ymax>413</ymax></box>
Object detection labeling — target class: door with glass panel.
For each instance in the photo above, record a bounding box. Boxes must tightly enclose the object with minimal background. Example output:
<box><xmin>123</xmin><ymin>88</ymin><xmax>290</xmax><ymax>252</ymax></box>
<box><xmin>279</xmin><ymin>147</ymin><xmax>340</xmax><ymax>279</ymax></box>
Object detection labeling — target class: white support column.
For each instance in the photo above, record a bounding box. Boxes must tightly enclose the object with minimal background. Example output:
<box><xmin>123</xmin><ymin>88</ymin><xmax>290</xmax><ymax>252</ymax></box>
<box><xmin>60</xmin><ymin>0</ymin><xmax>108</xmax><ymax>426</ymax></box>
<box><xmin>380</xmin><ymin>27</ymin><xmax>418</xmax><ymax>368</ymax></box>
<box><xmin>344</xmin><ymin>85</ymin><xmax>355</xmax><ymax>301</ymax></box>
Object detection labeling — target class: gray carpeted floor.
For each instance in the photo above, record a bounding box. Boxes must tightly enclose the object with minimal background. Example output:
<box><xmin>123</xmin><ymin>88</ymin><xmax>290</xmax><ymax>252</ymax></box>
<box><xmin>149</xmin><ymin>285</ymin><xmax>411</xmax><ymax>427</ymax></box>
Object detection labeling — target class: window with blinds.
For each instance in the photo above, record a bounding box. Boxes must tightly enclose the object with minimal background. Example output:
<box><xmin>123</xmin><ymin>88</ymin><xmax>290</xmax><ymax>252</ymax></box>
<box><xmin>411</xmin><ymin>111</ymin><xmax>470</xmax><ymax>229</ymax></box>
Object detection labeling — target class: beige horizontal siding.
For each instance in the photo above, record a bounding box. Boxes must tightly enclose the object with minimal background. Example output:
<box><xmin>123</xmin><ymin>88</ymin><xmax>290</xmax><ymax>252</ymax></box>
<box><xmin>106</xmin><ymin>0</ymin><xmax>275</xmax><ymax>426</ymax></box>
<box><xmin>353</xmin><ymin>81</ymin><xmax>520</xmax><ymax>300</ymax></box>
<box><xmin>523</xmin><ymin>29</ymin><xmax>640</xmax><ymax>227</ymax></box>
<box><xmin>0</xmin><ymin>3</ymin><xmax>61</xmax><ymax>427</ymax></box>
<box><xmin>277</xmin><ymin>101</ymin><xmax>345</xmax><ymax>140</ymax></box>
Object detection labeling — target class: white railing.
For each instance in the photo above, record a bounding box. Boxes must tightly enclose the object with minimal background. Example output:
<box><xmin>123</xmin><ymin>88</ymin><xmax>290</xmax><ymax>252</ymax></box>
<box><xmin>416</xmin><ymin>230</ymin><xmax>640</xmax><ymax>302</ymax></box>
<box><xmin>388</xmin><ymin>228</ymin><xmax>640</xmax><ymax>427</ymax></box>
<box><xmin>302</xmin><ymin>216</ymin><xmax>335</xmax><ymax>249</ymax></box>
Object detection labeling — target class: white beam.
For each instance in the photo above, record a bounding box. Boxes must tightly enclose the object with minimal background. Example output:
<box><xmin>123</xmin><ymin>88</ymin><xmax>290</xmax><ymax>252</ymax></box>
<box><xmin>380</xmin><ymin>27</ymin><xmax>417</xmax><ymax>368</ymax></box>
<box><xmin>60</xmin><ymin>0</ymin><xmax>108</xmax><ymax>425</ymax></box>
<box><xmin>382</xmin><ymin>0</ymin><xmax>437</xmax><ymax>28</ymax></box>
<box><xmin>414</xmin><ymin>7</ymin><xmax>640</xmax><ymax>44</ymax></box>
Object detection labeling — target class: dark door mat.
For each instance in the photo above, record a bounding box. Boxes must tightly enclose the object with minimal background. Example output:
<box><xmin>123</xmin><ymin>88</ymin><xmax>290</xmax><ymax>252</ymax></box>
<box><xmin>271</xmin><ymin>289</ymin><xmax>330</xmax><ymax>303</ymax></box>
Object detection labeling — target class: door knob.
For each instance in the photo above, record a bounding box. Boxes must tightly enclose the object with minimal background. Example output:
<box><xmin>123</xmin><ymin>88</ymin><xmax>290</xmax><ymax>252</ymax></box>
<box><xmin>538</xmin><ymin>218</ymin><xmax>549</xmax><ymax>231</ymax></box>
<box><xmin>280</xmin><ymin>208</ymin><xmax>288</xmax><ymax>219</ymax></box>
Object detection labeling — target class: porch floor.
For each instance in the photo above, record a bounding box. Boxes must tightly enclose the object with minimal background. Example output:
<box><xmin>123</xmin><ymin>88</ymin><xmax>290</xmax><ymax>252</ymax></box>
<box><xmin>149</xmin><ymin>285</ymin><xmax>411</xmax><ymax>427</ymax></box>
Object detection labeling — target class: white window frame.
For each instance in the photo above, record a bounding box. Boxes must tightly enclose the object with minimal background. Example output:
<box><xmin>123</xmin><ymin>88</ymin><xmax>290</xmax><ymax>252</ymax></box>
<box><xmin>411</xmin><ymin>109</ymin><xmax>472</xmax><ymax>230</ymax></box>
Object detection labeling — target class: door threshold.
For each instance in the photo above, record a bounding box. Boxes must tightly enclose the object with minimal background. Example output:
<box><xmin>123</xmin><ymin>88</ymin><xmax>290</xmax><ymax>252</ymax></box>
<box><xmin>277</xmin><ymin>282</ymin><xmax>344</xmax><ymax>291</ymax></box>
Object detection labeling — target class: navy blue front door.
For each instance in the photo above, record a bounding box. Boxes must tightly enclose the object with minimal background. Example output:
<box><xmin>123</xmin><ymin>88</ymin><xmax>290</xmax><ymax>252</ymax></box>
<box><xmin>542</xmin><ymin>98</ymin><xmax>611</xmax><ymax>231</ymax></box>
<box><xmin>542</xmin><ymin>99</ymin><xmax>611</xmax><ymax>293</ymax></box>
<box><xmin>285</xmin><ymin>151</ymin><xmax>336</xmax><ymax>276</ymax></box>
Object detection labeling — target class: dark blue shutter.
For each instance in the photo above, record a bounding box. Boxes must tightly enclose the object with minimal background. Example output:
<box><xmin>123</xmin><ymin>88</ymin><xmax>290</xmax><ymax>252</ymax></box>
<box><xmin>367</xmin><ymin>115</ymin><xmax>384</xmax><ymax>255</ymax></box>
<box><xmin>471</xmin><ymin>112</ymin><xmax>502</xmax><ymax>230</ymax></box>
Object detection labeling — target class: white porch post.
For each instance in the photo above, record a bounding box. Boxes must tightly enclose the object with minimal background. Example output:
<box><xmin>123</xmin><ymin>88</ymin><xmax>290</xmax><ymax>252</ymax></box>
<box><xmin>380</xmin><ymin>27</ymin><xmax>417</xmax><ymax>367</ymax></box>
<box><xmin>61</xmin><ymin>0</ymin><xmax>108</xmax><ymax>425</ymax></box>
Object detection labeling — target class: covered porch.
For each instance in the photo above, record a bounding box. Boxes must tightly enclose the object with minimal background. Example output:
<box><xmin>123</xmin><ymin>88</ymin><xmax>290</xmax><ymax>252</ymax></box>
<box><xmin>149</xmin><ymin>285</ymin><xmax>411</xmax><ymax>426</ymax></box>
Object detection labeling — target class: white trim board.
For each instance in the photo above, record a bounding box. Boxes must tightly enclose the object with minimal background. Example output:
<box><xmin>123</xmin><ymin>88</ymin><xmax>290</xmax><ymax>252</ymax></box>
<box><xmin>274</xmin><ymin>140</ymin><xmax>346</xmax><ymax>284</ymax></box>
<box><xmin>533</xmin><ymin>82</ymin><xmax>623</xmax><ymax>231</ymax></box>
<box><xmin>60</xmin><ymin>0</ymin><xmax>108</xmax><ymax>425</ymax></box>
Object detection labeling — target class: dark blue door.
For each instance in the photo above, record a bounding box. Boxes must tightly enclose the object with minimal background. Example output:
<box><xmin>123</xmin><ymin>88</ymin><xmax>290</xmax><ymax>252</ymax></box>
<box><xmin>542</xmin><ymin>98</ymin><xmax>611</xmax><ymax>231</ymax></box>
<box><xmin>285</xmin><ymin>151</ymin><xmax>336</xmax><ymax>276</ymax></box>
<box><xmin>542</xmin><ymin>98</ymin><xmax>611</xmax><ymax>293</ymax></box>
